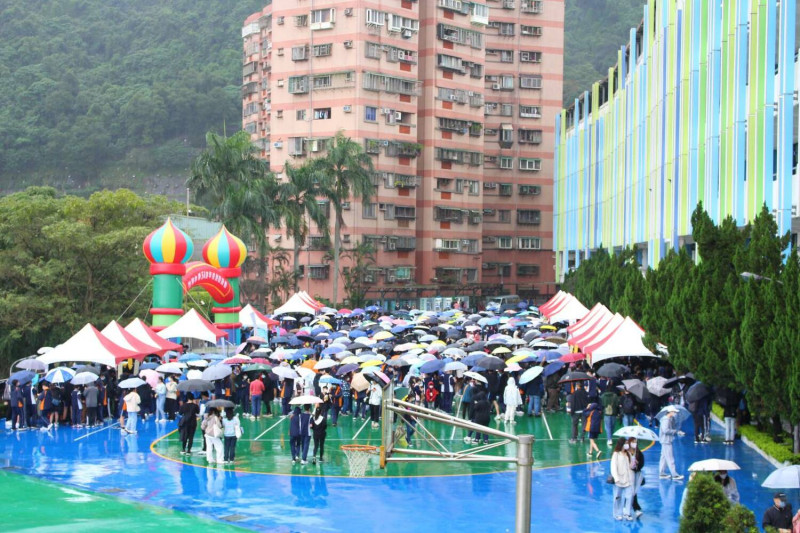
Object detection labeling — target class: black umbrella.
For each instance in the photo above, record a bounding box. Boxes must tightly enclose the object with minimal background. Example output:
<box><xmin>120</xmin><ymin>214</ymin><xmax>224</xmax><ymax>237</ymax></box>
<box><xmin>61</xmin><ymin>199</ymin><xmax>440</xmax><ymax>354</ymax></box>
<box><xmin>596</xmin><ymin>363</ymin><xmax>629</xmax><ymax>379</ymax></box>
<box><xmin>685</xmin><ymin>381</ymin><xmax>712</xmax><ymax>404</ymax></box>
<box><xmin>347</xmin><ymin>342</ymin><xmax>368</xmax><ymax>351</ymax></box>
<box><xmin>523</xmin><ymin>330</ymin><xmax>541</xmax><ymax>342</ymax></box>
<box><xmin>622</xmin><ymin>378</ymin><xmax>650</xmax><ymax>401</ymax></box>
<box><xmin>558</xmin><ymin>371</ymin><xmax>591</xmax><ymax>384</ymax></box>
<box><xmin>467</xmin><ymin>341</ymin><xmax>486</xmax><ymax>352</ymax></box>
<box><xmin>75</xmin><ymin>365</ymin><xmax>101</xmax><ymax>375</ymax></box>
<box><xmin>476</xmin><ymin>356</ymin><xmax>505</xmax><ymax>370</ymax></box>
<box><xmin>206</xmin><ymin>399</ymin><xmax>235</xmax><ymax>409</ymax></box>
<box><xmin>177</xmin><ymin>379</ymin><xmax>214</xmax><ymax>393</ymax></box>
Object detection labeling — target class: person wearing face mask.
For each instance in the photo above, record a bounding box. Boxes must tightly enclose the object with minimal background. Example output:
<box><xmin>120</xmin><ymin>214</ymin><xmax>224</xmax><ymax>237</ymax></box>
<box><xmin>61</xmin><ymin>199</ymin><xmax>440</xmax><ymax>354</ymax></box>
<box><xmin>627</xmin><ymin>437</ymin><xmax>645</xmax><ymax>518</ymax></box>
<box><xmin>713</xmin><ymin>470</ymin><xmax>739</xmax><ymax>504</ymax></box>
<box><xmin>762</xmin><ymin>492</ymin><xmax>793</xmax><ymax>532</ymax></box>
<box><xmin>610</xmin><ymin>437</ymin><xmax>634</xmax><ymax>521</ymax></box>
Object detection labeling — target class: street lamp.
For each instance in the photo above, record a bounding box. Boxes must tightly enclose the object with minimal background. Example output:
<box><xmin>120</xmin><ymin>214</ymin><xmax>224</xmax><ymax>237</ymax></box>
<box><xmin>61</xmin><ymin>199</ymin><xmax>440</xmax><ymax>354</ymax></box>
<box><xmin>740</xmin><ymin>272</ymin><xmax>783</xmax><ymax>284</ymax></box>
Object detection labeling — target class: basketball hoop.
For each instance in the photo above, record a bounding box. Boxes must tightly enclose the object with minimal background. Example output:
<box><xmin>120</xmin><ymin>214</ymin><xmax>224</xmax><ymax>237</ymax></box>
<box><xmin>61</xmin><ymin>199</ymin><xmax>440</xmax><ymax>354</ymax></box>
<box><xmin>340</xmin><ymin>444</ymin><xmax>378</xmax><ymax>478</ymax></box>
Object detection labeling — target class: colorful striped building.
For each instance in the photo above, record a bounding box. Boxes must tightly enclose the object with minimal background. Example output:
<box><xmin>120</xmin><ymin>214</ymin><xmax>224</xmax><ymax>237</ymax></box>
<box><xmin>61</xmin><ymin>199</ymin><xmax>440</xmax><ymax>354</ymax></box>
<box><xmin>553</xmin><ymin>0</ymin><xmax>798</xmax><ymax>279</ymax></box>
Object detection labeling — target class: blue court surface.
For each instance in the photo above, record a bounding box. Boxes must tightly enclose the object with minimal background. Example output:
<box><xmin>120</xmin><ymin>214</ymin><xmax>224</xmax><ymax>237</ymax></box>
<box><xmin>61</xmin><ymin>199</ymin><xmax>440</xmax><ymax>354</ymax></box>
<box><xmin>0</xmin><ymin>415</ymin><xmax>781</xmax><ymax>532</ymax></box>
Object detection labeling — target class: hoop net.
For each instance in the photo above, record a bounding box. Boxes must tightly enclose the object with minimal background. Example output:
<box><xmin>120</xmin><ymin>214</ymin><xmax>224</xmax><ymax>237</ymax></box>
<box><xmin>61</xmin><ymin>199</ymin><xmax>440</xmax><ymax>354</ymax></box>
<box><xmin>340</xmin><ymin>444</ymin><xmax>378</xmax><ymax>478</ymax></box>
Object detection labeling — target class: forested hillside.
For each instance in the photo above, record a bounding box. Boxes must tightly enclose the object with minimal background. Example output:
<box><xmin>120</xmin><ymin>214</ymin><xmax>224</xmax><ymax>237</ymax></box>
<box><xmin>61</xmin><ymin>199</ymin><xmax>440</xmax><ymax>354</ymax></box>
<box><xmin>0</xmin><ymin>0</ymin><xmax>262</xmax><ymax>193</ymax></box>
<box><xmin>563</xmin><ymin>0</ymin><xmax>647</xmax><ymax>104</ymax></box>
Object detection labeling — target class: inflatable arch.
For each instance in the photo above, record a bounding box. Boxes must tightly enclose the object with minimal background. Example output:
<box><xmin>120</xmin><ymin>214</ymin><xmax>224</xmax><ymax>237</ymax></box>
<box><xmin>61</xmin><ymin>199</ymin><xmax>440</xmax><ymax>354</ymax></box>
<box><xmin>143</xmin><ymin>219</ymin><xmax>246</xmax><ymax>343</ymax></box>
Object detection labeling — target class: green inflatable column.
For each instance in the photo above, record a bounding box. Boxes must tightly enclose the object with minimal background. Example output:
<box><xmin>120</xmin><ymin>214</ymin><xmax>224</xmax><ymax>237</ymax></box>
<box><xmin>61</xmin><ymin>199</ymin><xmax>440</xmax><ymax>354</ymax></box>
<box><xmin>143</xmin><ymin>218</ymin><xmax>194</xmax><ymax>331</ymax></box>
<box><xmin>203</xmin><ymin>226</ymin><xmax>247</xmax><ymax>344</ymax></box>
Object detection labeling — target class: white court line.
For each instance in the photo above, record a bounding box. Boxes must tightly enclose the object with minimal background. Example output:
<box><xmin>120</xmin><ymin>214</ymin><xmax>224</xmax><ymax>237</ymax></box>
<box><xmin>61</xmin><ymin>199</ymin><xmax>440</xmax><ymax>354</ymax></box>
<box><xmin>541</xmin><ymin>410</ymin><xmax>553</xmax><ymax>440</ymax></box>
<box><xmin>254</xmin><ymin>416</ymin><xmax>287</xmax><ymax>441</ymax></box>
<box><xmin>73</xmin><ymin>423</ymin><xmax>119</xmax><ymax>441</ymax></box>
<box><xmin>352</xmin><ymin>418</ymin><xmax>371</xmax><ymax>440</ymax></box>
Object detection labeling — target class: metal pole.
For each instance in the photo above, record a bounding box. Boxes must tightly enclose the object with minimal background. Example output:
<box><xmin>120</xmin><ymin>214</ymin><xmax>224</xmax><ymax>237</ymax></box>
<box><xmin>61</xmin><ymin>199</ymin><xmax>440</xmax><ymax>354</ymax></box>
<box><xmin>515</xmin><ymin>434</ymin><xmax>534</xmax><ymax>533</ymax></box>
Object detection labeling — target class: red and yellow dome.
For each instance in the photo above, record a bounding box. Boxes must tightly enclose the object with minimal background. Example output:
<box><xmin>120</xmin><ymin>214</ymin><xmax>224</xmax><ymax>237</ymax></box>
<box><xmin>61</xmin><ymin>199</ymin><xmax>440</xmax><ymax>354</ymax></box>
<box><xmin>143</xmin><ymin>218</ymin><xmax>193</xmax><ymax>264</ymax></box>
<box><xmin>203</xmin><ymin>226</ymin><xmax>247</xmax><ymax>269</ymax></box>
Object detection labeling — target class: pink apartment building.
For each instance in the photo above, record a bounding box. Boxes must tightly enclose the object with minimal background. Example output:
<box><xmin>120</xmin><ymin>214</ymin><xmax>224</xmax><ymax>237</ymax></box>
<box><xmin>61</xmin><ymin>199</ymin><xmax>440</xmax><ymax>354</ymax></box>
<box><xmin>242</xmin><ymin>0</ymin><xmax>562</xmax><ymax>308</ymax></box>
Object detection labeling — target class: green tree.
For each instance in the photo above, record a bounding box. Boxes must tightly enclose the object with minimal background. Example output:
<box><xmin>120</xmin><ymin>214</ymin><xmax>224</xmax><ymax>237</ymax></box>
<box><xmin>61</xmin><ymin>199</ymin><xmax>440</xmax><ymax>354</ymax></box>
<box><xmin>279</xmin><ymin>161</ymin><xmax>329</xmax><ymax>289</ymax></box>
<box><xmin>679</xmin><ymin>473</ymin><xmax>731</xmax><ymax>533</ymax></box>
<box><xmin>331</xmin><ymin>241</ymin><xmax>377</xmax><ymax>309</ymax></box>
<box><xmin>721</xmin><ymin>504</ymin><xmax>758</xmax><ymax>533</ymax></box>
<box><xmin>188</xmin><ymin>131</ymin><xmax>280</xmax><ymax>253</ymax></box>
<box><xmin>314</xmin><ymin>132</ymin><xmax>375</xmax><ymax>306</ymax></box>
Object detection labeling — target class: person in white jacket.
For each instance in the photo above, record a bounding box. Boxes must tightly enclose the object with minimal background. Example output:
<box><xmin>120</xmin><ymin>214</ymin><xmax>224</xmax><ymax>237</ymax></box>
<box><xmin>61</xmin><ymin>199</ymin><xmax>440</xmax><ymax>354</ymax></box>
<box><xmin>503</xmin><ymin>377</ymin><xmax>522</xmax><ymax>423</ymax></box>
<box><xmin>610</xmin><ymin>437</ymin><xmax>634</xmax><ymax>521</ymax></box>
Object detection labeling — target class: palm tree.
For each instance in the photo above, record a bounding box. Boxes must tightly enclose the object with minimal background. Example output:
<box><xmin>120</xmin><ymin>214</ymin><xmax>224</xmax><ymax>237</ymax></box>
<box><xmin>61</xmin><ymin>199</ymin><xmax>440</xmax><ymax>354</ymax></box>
<box><xmin>313</xmin><ymin>132</ymin><xmax>375</xmax><ymax>306</ymax></box>
<box><xmin>278</xmin><ymin>161</ymin><xmax>329</xmax><ymax>290</ymax></box>
<box><xmin>187</xmin><ymin>131</ymin><xmax>280</xmax><ymax>253</ymax></box>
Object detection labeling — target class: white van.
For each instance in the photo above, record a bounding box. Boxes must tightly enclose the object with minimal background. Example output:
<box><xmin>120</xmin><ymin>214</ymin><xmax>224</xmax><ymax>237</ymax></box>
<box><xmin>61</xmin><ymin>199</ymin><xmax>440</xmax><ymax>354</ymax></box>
<box><xmin>486</xmin><ymin>295</ymin><xmax>521</xmax><ymax>312</ymax></box>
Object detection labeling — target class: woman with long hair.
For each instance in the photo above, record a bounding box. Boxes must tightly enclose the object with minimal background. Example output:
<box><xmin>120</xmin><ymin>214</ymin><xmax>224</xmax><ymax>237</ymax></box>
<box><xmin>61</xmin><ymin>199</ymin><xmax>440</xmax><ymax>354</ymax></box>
<box><xmin>610</xmin><ymin>437</ymin><xmax>634</xmax><ymax>521</ymax></box>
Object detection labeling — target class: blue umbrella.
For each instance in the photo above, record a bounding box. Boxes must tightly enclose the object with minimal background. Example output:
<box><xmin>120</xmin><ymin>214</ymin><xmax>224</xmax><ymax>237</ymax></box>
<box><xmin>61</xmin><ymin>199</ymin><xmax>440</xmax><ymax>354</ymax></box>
<box><xmin>295</xmin><ymin>348</ymin><xmax>315</xmax><ymax>358</ymax></box>
<box><xmin>204</xmin><ymin>354</ymin><xmax>225</xmax><ymax>361</ymax></box>
<box><xmin>311</xmin><ymin>326</ymin><xmax>327</xmax><ymax>335</ymax></box>
<box><xmin>390</xmin><ymin>325</ymin><xmax>409</xmax><ymax>334</ymax></box>
<box><xmin>349</xmin><ymin>330</ymin><xmax>368</xmax><ymax>339</ymax></box>
<box><xmin>540</xmin><ymin>350</ymin><xmax>562</xmax><ymax>361</ymax></box>
<box><xmin>140</xmin><ymin>362</ymin><xmax>159</xmax><ymax>370</ymax></box>
<box><xmin>542</xmin><ymin>361</ymin><xmax>565</xmax><ymax>377</ymax></box>
<box><xmin>320</xmin><ymin>376</ymin><xmax>343</xmax><ymax>385</ymax></box>
<box><xmin>462</xmin><ymin>353</ymin><xmax>484</xmax><ymax>366</ymax></box>
<box><xmin>271</xmin><ymin>336</ymin><xmax>290</xmax><ymax>344</ymax></box>
<box><xmin>321</xmin><ymin>345</ymin><xmax>344</xmax><ymax>357</ymax></box>
<box><xmin>336</xmin><ymin>364</ymin><xmax>360</xmax><ymax>376</ymax></box>
<box><xmin>178</xmin><ymin>353</ymin><xmax>201</xmax><ymax>362</ymax></box>
<box><xmin>44</xmin><ymin>367</ymin><xmax>75</xmax><ymax>384</ymax></box>
<box><xmin>419</xmin><ymin>359</ymin><xmax>446</xmax><ymax>374</ymax></box>
<box><xmin>287</xmin><ymin>337</ymin><xmax>303</xmax><ymax>347</ymax></box>
<box><xmin>351</xmin><ymin>308</ymin><xmax>365</xmax><ymax>315</ymax></box>
<box><xmin>328</xmin><ymin>331</ymin><xmax>346</xmax><ymax>339</ymax></box>
<box><xmin>9</xmin><ymin>370</ymin><xmax>34</xmax><ymax>385</ymax></box>
<box><xmin>366</xmin><ymin>305</ymin><xmax>381</xmax><ymax>312</ymax></box>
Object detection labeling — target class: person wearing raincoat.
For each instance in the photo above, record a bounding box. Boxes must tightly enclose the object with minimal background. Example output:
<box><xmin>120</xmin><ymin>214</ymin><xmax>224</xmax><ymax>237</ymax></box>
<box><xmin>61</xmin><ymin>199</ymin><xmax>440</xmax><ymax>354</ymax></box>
<box><xmin>503</xmin><ymin>377</ymin><xmax>523</xmax><ymax>424</ymax></box>
<box><xmin>583</xmin><ymin>401</ymin><xmax>603</xmax><ymax>457</ymax></box>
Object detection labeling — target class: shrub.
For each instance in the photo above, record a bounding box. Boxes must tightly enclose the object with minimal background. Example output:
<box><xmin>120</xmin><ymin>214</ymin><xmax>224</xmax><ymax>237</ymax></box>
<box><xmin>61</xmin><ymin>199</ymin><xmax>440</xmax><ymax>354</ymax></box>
<box><xmin>712</xmin><ymin>403</ymin><xmax>800</xmax><ymax>465</ymax></box>
<box><xmin>721</xmin><ymin>504</ymin><xmax>758</xmax><ymax>533</ymax></box>
<box><xmin>679</xmin><ymin>473</ymin><xmax>731</xmax><ymax>533</ymax></box>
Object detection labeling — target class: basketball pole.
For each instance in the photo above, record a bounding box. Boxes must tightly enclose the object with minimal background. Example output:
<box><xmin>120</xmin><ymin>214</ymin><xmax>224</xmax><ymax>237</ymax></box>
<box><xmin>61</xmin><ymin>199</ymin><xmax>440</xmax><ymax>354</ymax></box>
<box><xmin>515</xmin><ymin>434</ymin><xmax>534</xmax><ymax>533</ymax></box>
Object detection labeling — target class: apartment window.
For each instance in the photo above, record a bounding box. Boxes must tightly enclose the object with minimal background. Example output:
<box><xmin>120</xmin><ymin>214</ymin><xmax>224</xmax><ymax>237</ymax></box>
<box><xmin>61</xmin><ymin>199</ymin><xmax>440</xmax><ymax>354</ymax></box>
<box><xmin>365</xmin><ymin>9</ymin><xmax>385</xmax><ymax>26</ymax></box>
<box><xmin>519</xmin><ymin>129</ymin><xmax>542</xmax><ymax>144</ymax></box>
<box><xmin>519</xmin><ymin>184</ymin><xmax>542</xmax><ymax>195</ymax></box>
<box><xmin>395</xmin><ymin>206</ymin><xmax>416</xmax><ymax>219</ymax></box>
<box><xmin>518</xmin><ymin>264</ymin><xmax>540</xmax><ymax>277</ymax></box>
<box><xmin>498</xmin><ymin>236</ymin><xmax>513</xmax><ymax>249</ymax></box>
<box><xmin>434</xmin><ymin>206</ymin><xmax>465</xmax><ymax>223</ymax></box>
<box><xmin>288</xmin><ymin>76</ymin><xmax>308</xmax><ymax>94</ymax></box>
<box><xmin>499</xmin><ymin>183</ymin><xmax>513</xmax><ymax>196</ymax></box>
<box><xmin>436</xmin><ymin>239</ymin><xmax>461</xmax><ymax>251</ymax></box>
<box><xmin>365</xmin><ymin>42</ymin><xmax>381</xmax><ymax>59</ymax></box>
<box><xmin>518</xmin><ymin>237</ymin><xmax>541</xmax><ymax>250</ymax></box>
<box><xmin>364</xmin><ymin>139</ymin><xmax>381</xmax><ymax>154</ymax></box>
<box><xmin>437</xmin><ymin>54</ymin><xmax>465</xmax><ymax>73</ymax></box>
<box><xmin>437</xmin><ymin>23</ymin><xmax>483</xmax><ymax>49</ymax></box>
<box><xmin>519</xmin><ymin>158</ymin><xmax>542</xmax><ymax>171</ymax></box>
<box><xmin>309</xmin><ymin>265</ymin><xmax>330</xmax><ymax>279</ymax></box>
<box><xmin>396</xmin><ymin>236</ymin><xmax>416</xmax><ymax>250</ymax></box>
<box><xmin>499</xmin><ymin>23</ymin><xmax>515</xmax><ymax>36</ymax></box>
<box><xmin>388</xmin><ymin>15</ymin><xmax>419</xmax><ymax>33</ymax></box>
<box><xmin>467</xmin><ymin>180</ymin><xmax>480</xmax><ymax>195</ymax></box>
<box><xmin>313</xmin><ymin>75</ymin><xmax>331</xmax><ymax>89</ymax></box>
<box><xmin>365</xmin><ymin>106</ymin><xmax>377</xmax><ymax>122</ymax></box>
<box><xmin>292</xmin><ymin>45</ymin><xmax>308</xmax><ymax>61</ymax></box>
<box><xmin>394</xmin><ymin>266</ymin><xmax>413</xmax><ymax>280</ymax></box>
<box><xmin>498</xmin><ymin>210</ymin><xmax>511</xmax><ymax>223</ymax></box>
<box><xmin>313</xmin><ymin>44</ymin><xmax>332</xmax><ymax>57</ymax></box>
<box><xmin>520</xmin><ymin>105</ymin><xmax>541</xmax><ymax>118</ymax></box>
<box><xmin>313</xmin><ymin>108</ymin><xmax>331</xmax><ymax>120</ymax></box>
<box><xmin>517</xmin><ymin>210</ymin><xmax>541</xmax><ymax>225</ymax></box>
<box><xmin>520</xmin><ymin>51</ymin><xmax>542</xmax><ymax>63</ymax></box>
<box><xmin>521</xmin><ymin>0</ymin><xmax>544</xmax><ymax>14</ymax></box>
<box><xmin>438</xmin><ymin>0</ymin><xmax>466</xmax><ymax>13</ymax></box>
<box><xmin>470</xmin><ymin>3</ymin><xmax>489</xmax><ymax>23</ymax></box>
<box><xmin>296</xmin><ymin>109</ymin><xmax>307</xmax><ymax>121</ymax></box>
<box><xmin>295</xmin><ymin>15</ymin><xmax>308</xmax><ymax>27</ymax></box>
<box><xmin>288</xmin><ymin>137</ymin><xmax>305</xmax><ymax>156</ymax></box>
<box><xmin>363</xmin><ymin>203</ymin><xmax>377</xmax><ymax>219</ymax></box>
<box><xmin>311</xmin><ymin>8</ymin><xmax>335</xmax><ymax>25</ymax></box>
<box><xmin>499</xmin><ymin>156</ymin><xmax>513</xmax><ymax>169</ymax></box>
<box><xmin>499</xmin><ymin>126</ymin><xmax>514</xmax><ymax>146</ymax></box>
<box><xmin>520</xmin><ymin>75</ymin><xmax>543</xmax><ymax>89</ymax></box>
<box><xmin>521</xmin><ymin>25</ymin><xmax>543</xmax><ymax>37</ymax></box>
<box><xmin>463</xmin><ymin>240</ymin><xmax>479</xmax><ymax>254</ymax></box>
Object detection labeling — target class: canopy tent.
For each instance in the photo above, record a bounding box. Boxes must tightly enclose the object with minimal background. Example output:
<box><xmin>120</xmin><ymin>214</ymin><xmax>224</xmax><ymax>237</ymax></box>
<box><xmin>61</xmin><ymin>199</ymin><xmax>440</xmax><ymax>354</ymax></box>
<box><xmin>37</xmin><ymin>323</ymin><xmax>140</xmax><ymax>367</ymax></box>
<box><xmin>124</xmin><ymin>318</ymin><xmax>182</xmax><ymax>355</ymax></box>
<box><xmin>272</xmin><ymin>292</ymin><xmax>319</xmax><ymax>316</ymax></box>
<box><xmin>566</xmin><ymin>303</ymin><xmax>612</xmax><ymax>336</ymax></box>
<box><xmin>158</xmin><ymin>308</ymin><xmax>227</xmax><ymax>344</ymax></box>
<box><xmin>101</xmin><ymin>321</ymin><xmax>158</xmax><ymax>361</ymax></box>
<box><xmin>240</xmin><ymin>304</ymin><xmax>280</xmax><ymax>329</ymax></box>
<box><xmin>538</xmin><ymin>291</ymin><xmax>568</xmax><ymax>315</ymax></box>
<box><xmin>569</xmin><ymin>313</ymin><xmax>624</xmax><ymax>351</ymax></box>
<box><xmin>585</xmin><ymin>316</ymin><xmax>656</xmax><ymax>365</ymax></box>
<box><xmin>544</xmin><ymin>294</ymin><xmax>589</xmax><ymax>323</ymax></box>
<box><xmin>298</xmin><ymin>291</ymin><xmax>324</xmax><ymax>311</ymax></box>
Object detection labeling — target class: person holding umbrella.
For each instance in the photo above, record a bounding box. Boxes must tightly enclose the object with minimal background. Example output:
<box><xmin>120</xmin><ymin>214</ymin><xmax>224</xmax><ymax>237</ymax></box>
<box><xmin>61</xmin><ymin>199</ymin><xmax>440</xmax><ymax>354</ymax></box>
<box><xmin>178</xmin><ymin>397</ymin><xmax>200</xmax><ymax>455</ymax></box>
<box><xmin>249</xmin><ymin>374</ymin><xmax>265</xmax><ymax>420</ymax></box>
<box><xmin>368</xmin><ymin>381</ymin><xmax>382</xmax><ymax>429</ymax></box>
<box><xmin>165</xmin><ymin>376</ymin><xmax>178</xmax><ymax>421</ymax></box>
<box><xmin>10</xmin><ymin>380</ymin><xmax>26</xmax><ymax>431</ymax></box>
<box><xmin>658</xmin><ymin>406</ymin><xmax>683</xmax><ymax>480</ymax></box>
<box><xmin>714</xmin><ymin>470</ymin><xmax>739</xmax><ymax>504</ymax></box>
<box><xmin>568</xmin><ymin>381</ymin><xmax>589</xmax><ymax>444</ymax></box>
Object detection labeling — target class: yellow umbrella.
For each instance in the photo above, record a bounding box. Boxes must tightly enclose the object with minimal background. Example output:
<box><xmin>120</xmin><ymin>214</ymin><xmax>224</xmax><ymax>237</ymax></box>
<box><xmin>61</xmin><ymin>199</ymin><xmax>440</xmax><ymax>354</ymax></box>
<box><xmin>430</xmin><ymin>340</ymin><xmax>446</xmax><ymax>347</ymax></box>
<box><xmin>341</xmin><ymin>355</ymin><xmax>360</xmax><ymax>364</ymax></box>
<box><xmin>492</xmin><ymin>346</ymin><xmax>512</xmax><ymax>355</ymax></box>
<box><xmin>360</xmin><ymin>360</ymin><xmax>382</xmax><ymax>368</ymax></box>
<box><xmin>317</xmin><ymin>321</ymin><xmax>333</xmax><ymax>330</ymax></box>
<box><xmin>373</xmin><ymin>331</ymin><xmax>394</xmax><ymax>341</ymax></box>
<box><xmin>540</xmin><ymin>325</ymin><xmax>557</xmax><ymax>332</ymax></box>
<box><xmin>505</xmin><ymin>354</ymin><xmax>528</xmax><ymax>365</ymax></box>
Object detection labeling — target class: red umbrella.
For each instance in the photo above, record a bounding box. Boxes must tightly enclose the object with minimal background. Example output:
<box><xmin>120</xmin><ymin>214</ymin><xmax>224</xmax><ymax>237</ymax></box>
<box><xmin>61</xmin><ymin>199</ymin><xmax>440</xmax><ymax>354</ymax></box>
<box><xmin>339</xmin><ymin>308</ymin><xmax>353</xmax><ymax>315</ymax></box>
<box><xmin>250</xmin><ymin>357</ymin><xmax>271</xmax><ymax>364</ymax></box>
<box><xmin>559</xmin><ymin>352</ymin><xmax>586</xmax><ymax>364</ymax></box>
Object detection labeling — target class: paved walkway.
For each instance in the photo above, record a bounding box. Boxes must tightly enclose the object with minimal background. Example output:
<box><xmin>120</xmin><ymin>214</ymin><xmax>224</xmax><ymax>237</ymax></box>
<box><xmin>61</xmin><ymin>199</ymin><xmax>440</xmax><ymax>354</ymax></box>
<box><xmin>0</xmin><ymin>413</ymin><xmax>781</xmax><ymax>531</ymax></box>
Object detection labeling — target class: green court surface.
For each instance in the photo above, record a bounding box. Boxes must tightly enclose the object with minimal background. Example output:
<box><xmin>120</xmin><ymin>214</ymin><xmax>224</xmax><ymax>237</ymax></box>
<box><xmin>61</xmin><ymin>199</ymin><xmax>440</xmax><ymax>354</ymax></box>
<box><xmin>153</xmin><ymin>409</ymin><xmax>630</xmax><ymax>477</ymax></box>
<box><xmin>0</xmin><ymin>469</ymin><xmax>247</xmax><ymax>532</ymax></box>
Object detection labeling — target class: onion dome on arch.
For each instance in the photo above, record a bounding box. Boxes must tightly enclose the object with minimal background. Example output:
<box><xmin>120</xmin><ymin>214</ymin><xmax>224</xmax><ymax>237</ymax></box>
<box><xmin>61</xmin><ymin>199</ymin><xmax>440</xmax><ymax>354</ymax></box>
<box><xmin>202</xmin><ymin>225</ymin><xmax>247</xmax><ymax>269</ymax></box>
<box><xmin>142</xmin><ymin>218</ymin><xmax>194</xmax><ymax>264</ymax></box>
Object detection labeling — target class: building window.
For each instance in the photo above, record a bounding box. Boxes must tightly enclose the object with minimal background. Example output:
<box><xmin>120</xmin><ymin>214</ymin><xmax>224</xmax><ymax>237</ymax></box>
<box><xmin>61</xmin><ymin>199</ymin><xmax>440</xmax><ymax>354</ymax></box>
<box><xmin>365</xmin><ymin>9</ymin><xmax>385</xmax><ymax>26</ymax></box>
<box><xmin>518</xmin><ymin>237</ymin><xmax>541</xmax><ymax>250</ymax></box>
<box><xmin>499</xmin><ymin>126</ymin><xmax>513</xmax><ymax>146</ymax></box>
<box><xmin>520</xmin><ymin>105</ymin><xmax>541</xmax><ymax>118</ymax></box>
<box><xmin>311</xmin><ymin>8</ymin><xmax>335</xmax><ymax>29</ymax></box>
<box><xmin>313</xmin><ymin>108</ymin><xmax>331</xmax><ymax>120</ymax></box>
<box><xmin>313</xmin><ymin>75</ymin><xmax>332</xmax><ymax>89</ymax></box>
<box><xmin>518</xmin><ymin>264</ymin><xmax>540</xmax><ymax>276</ymax></box>
<box><xmin>499</xmin><ymin>183</ymin><xmax>513</xmax><ymax>196</ymax></box>
<box><xmin>365</xmin><ymin>41</ymin><xmax>381</xmax><ymax>59</ymax></box>
<box><xmin>521</xmin><ymin>25</ymin><xmax>543</xmax><ymax>36</ymax></box>
<box><xmin>292</xmin><ymin>45</ymin><xmax>308</xmax><ymax>61</ymax></box>
<box><xmin>296</xmin><ymin>109</ymin><xmax>306</xmax><ymax>121</ymax></box>
<box><xmin>519</xmin><ymin>129</ymin><xmax>542</xmax><ymax>144</ymax></box>
<box><xmin>288</xmin><ymin>76</ymin><xmax>308</xmax><ymax>94</ymax></box>
<box><xmin>519</xmin><ymin>184</ymin><xmax>542</xmax><ymax>196</ymax></box>
<box><xmin>520</xmin><ymin>75</ymin><xmax>543</xmax><ymax>89</ymax></box>
<box><xmin>498</xmin><ymin>23</ymin><xmax>515</xmax><ymax>36</ymax></box>
<box><xmin>498</xmin><ymin>236</ymin><xmax>513</xmax><ymax>249</ymax></box>
<box><xmin>517</xmin><ymin>210</ymin><xmax>541</xmax><ymax>225</ymax></box>
<box><xmin>365</xmin><ymin>106</ymin><xmax>377</xmax><ymax>122</ymax></box>
<box><xmin>309</xmin><ymin>265</ymin><xmax>330</xmax><ymax>279</ymax></box>
<box><xmin>467</xmin><ymin>180</ymin><xmax>480</xmax><ymax>195</ymax></box>
<box><xmin>519</xmin><ymin>158</ymin><xmax>542</xmax><ymax>171</ymax></box>
<box><xmin>395</xmin><ymin>206</ymin><xmax>416</xmax><ymax>219</ymax></box>
<box><xmin>521</xmin><ymin>0</ymin><xmax>544</xmax><ymax>14</ymax></box>
<box><xmin>499</xmin><ymin>156</ymin><xmax>513</xmax><ymax>169</ymax></box>
<box><xmin>436</xmin><ymin>239</ymin><xmax>461</xmax><ymax>251</ymax></box>
<box><xmin>363</xmin><ymin>203</ymin><xmax>377</xmax><ymax>219</ymax></box>
<box><xmin>313</xmin><ymin>44</ymin><xmax>332</xmax><ymax>57</ymax></box>
<box><xmin>519</xmin><ymin>51</ymin><xmax>542</xmax><ymax>63</ymax></box>
<box><xmin>498</xmin><ymin>210</ymin><xmax>511</xmax><ymax>223</ymax></box>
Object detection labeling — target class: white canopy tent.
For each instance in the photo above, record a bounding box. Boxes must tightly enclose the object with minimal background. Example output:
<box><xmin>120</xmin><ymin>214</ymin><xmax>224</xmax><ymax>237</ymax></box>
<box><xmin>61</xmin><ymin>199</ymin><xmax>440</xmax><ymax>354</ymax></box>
<box><xmin>101</xmin><ymin>320</ymin><xmax>157</xmax><ymax>361</ymax></box>
<box><xmin>545</xmin><ymin>294</ymin><xmax>590</xmax><ymax>323</ymax></box>
<box><xmin>272</xmin><ymin>292</ymin><xmax>318</xmax><ymax>316</ymax></box>
<box><xmin>37</xmin><ymin>323</ymin><xmax>139</xmax><ymax>367</ymax></box>
<box><xmin>240</xmin><ymin>304</ymin><xmax>279</xmax><ymax>329</ymax></box>
<box><xmin>158</xmin><ymin>308</ymin><xmax>227</xmax><ymax>344</ymax></box>
<box><xmin>124</xmin><ymin>318</ymin><xmax>182</xmax><ymax>354</ymax></box>
<box><xmin>586</xmin><ymin>316</ymin><xmax>656</xmax><ymax>365</ymax></box>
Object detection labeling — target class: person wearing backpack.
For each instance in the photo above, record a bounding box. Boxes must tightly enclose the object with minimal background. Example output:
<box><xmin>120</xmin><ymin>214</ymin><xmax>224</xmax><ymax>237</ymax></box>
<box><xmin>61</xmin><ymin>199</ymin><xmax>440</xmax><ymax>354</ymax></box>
<box><xmin>620</xmin><ymin>391</ymin><xmax>637</xmax><ymax>427</ymax></box>
<box><xmin>601</xmin><ymin>388</ymin><xmax>621</xmax><ymax>446</ymax></box>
